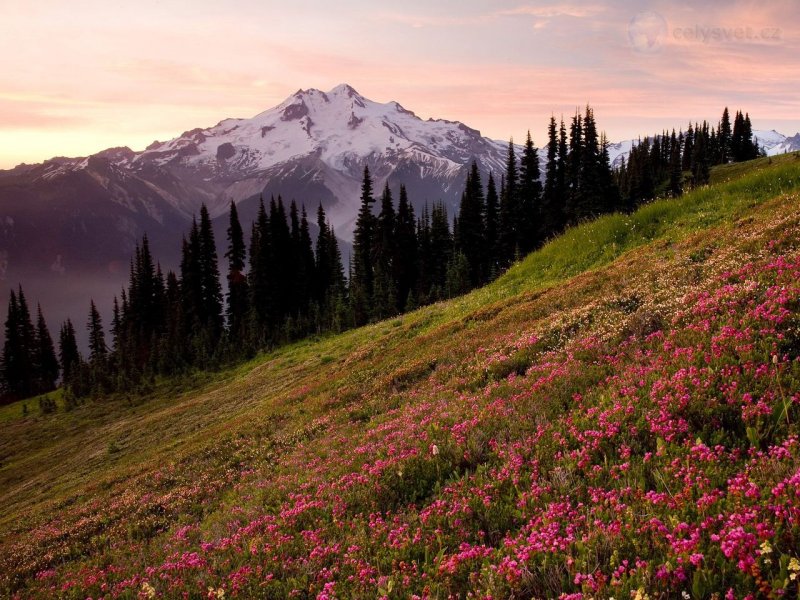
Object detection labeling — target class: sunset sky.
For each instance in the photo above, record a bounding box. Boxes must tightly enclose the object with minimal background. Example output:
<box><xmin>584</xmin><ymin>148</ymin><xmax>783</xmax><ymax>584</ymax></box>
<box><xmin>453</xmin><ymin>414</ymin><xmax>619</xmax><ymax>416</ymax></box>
<box><xmin>1</xmin><ymin>0</ymin><xmax>797</xmax><ymax>169</ymax></box>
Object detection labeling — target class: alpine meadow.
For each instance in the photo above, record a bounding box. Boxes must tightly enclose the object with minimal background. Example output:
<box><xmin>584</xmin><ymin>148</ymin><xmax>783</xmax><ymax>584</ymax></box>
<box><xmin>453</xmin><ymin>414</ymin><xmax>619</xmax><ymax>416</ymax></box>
<box><xmin>1</xmin><ymin>2</ymin><xmax>800</xmax><ymax>599</ymax></box>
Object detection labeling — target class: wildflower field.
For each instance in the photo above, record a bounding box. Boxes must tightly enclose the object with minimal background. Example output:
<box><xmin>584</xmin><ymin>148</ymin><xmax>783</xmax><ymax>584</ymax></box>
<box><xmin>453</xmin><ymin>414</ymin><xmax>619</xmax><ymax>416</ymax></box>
<box><xmin>2</xmin><ymin>153</ymin><xmax>800</xmax><ymax>598</ymax></box>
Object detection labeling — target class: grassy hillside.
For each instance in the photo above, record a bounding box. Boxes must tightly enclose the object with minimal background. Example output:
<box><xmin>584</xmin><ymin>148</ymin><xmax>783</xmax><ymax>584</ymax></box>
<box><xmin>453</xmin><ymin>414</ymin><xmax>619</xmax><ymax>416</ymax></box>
<box><xmin>2</xmin><ymin>152</ymin><xmax>800</xmax><ymax>598</ymax></box>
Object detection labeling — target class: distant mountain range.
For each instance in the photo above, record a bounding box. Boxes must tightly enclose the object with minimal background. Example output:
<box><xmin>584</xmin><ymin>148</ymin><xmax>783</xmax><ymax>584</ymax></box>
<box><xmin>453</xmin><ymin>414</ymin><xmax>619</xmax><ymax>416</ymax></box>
<box><xmin>0</xmin><ymin>83</ymin><xmax>797</xmax><ymax>344</ymax></box>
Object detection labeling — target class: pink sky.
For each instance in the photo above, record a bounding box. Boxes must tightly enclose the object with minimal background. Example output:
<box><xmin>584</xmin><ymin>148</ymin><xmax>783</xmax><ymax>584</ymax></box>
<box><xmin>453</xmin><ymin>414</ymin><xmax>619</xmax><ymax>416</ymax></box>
<box><xmin>1</xmin><ymin>0</ymin><xmax>798</xmax><ymax>169</ymax></box>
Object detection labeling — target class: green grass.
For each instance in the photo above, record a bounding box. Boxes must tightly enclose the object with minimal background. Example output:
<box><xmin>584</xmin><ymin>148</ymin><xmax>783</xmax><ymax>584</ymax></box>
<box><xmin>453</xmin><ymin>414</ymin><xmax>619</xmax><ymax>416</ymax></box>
<box><xmin>1</xmin><ymin>153</ymin><xmax>799</xmax><ymax>567</ymax></box>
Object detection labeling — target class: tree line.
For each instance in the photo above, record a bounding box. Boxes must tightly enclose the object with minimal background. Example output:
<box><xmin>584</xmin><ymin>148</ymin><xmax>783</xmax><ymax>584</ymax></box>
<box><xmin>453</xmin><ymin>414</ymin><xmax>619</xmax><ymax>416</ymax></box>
<box><xmin>0</xmin><ymin>104</ymin><xmax>763</xmax><ymax>404</ymax></box>
<box><xmin>616</xmin><ymin>107</ymin><xmax>763</xmax><ymax>208</ymax></box>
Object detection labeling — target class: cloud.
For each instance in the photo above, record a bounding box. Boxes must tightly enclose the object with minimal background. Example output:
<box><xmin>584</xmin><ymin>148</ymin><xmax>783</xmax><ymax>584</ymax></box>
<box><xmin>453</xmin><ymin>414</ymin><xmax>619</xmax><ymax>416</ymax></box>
<box><xmin>109</xmin><ymin>59</ymin><xmax>259</xmax><ymax>91</ymax></box>
<box><xmin>0</xmin><ymin>100</ymin><xmax>90</xmax><ymax>129</ymax></box>
<box><xmin>496</xmin><ymin>4</ymin><xmax>606</xmax><ymax>19</ymax></box>
<box><xmin>371</xmin><ymin>11</ymin><xmax>495</xmax><ymax>28</ymax></box>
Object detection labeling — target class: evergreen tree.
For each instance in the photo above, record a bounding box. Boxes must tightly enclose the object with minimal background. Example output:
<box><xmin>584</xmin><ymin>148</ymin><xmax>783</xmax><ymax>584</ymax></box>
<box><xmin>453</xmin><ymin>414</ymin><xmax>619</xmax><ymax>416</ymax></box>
<box><xmin>248</xmin><ymin>197</ymin><xmax>272</xmax><ymax>344</ymax></box>
<box><xmin>682</xmin><ymin>123</ymin><xmax>695</xmax><ymax>171</ymax></box>
<box><xmin>180</xmin><ymin>220</ymin><xmax>204</xmax><ymax>341</ymax></box>
<box><xmin>445</xmin><ymin>251</ymin><xmax>471</xmax><ymax>298</ymax></box>
<box><xmin>1</xmin><ymin>289</ymin><xmax>31</xmax><ymax>399</ymax></box>
<box><xmin>730</xmin><ymin>111</ymin><xmax>759</xmax><ymax>162</ymax></box>
<box><xmin>578</xmin><ymin>106</ymin><xmax>600</xmax><ymax>219</ymax></box>
<box><xmin>35</xmin><ymin>304</ymin><xmax>59</xmax><ymax>392</ymax></box>
<box><xmin>225</xmin><ymin>200</ymin><xmax>249</xmax><ymax>340</ymax></box>
<box><xmin>110</xmin><ymin>295</ymin><xmax>122</xmax><ymax>354</ymax></box>
<box><xmin>541</xmin><ymin>116</ymin><xmax>563</xmax><ymax>240</ymax></box>
<box><xmin>87</xmin><ymin>300</ymin><xmax>107</xmax><ymax>366</ymax></box>
<box><xmin>160</xmin><ymin>271</ymin><xmax>185</xmax><ymax>374</ymax></box>
<box><xmin>269</xmin><ymin>197</ymin><xmax>293</xmax><ymax>332</ymax></box>
<box><xmin>456</xmin><ymin>162</ymin><xmax>486</xmax><ymax>285</ymax></box>
<box><xmin>429</xmin><ymin>202</ymin><xmax>453</xmax><ymax>297</ymax></box>
<box><xmin>598</xmin><ymin>133</ymin><xmax>621</xmax><ymax>212</ymax></box>
<box><xmin>484</xmin><ymin>172</ymin><xmax>500</xmax><ymax>277</ymax></box>
<box><xmin>297</xmin><ymin>206</ymin><xmax>316</xmax><ymax>316</ymax></box>
<box><xmin>198</xmin><ymin>204</ymin><xmax>223</xmax><ymax>344</ymax></box>
<box><xmin>59</xmin><ymin>319</ymin><xmax>81</xmax><ymax>384</ymax></box>
<box><xmin>668</xmin><ymin>132</ymin><xmax>684</xmax><ymax>197</ymax></box>
<box><xmin>415</xmin><ymin>205</ymin><xmax>432</xmax><ymax>303</ymax></box>
<box><xmin>742</xmin><ymin>112</ymin><xmax>756</xmax><ymax>160</ymax></box>
<box><xmin>288</xmin><ymin>200</ymin><xmax>303</xmax><ymax>313</ymax></box>
<box><xmin>518</xmin><ymin>131</ymin><xmax>542</xmax><ymax>253</ymax></box>
<box><xmin>565</xmin><ymin>111</ymin><xmax>584</xmax><ymax>224</ymax></box>
<box><xmin>351</xmin><ymin>166</ymin><xmax>376</xmax><ymax>325</ymax></box>
<box><xmin>393</xmin><ymin>185</ymin><xmax>417</xmax><ymax>312</ymax></box>
<box><xmin>498</xmin><ymin>141</ymin><xmax>518</xmax><ymax>264</ymax></box>
<box><xmin>121</xmin><ymin>235</ymin><xmax>166</xmax><ymax>373</ymax></box>
<box><xmin>372</xmin><ymin>183</ymin><xmax>398</xmax><ymax>320</ymax></box>
<box><xmin>556</xmin><ymin>118</ymin><xmax>569</xmax><ymax>227</ymax></box>
<box><xmin>325</xmin><ymin>224</ymin><xmax>347</xmax><ymax>330</ymax></box>
<box><xmin>416</xmin><ymin>202</ymin><xmax>452</xmax><ymax>302</ymax></box>
<box><xmin>691</xmin><ymin>122</ymin><xmax>711</xmax><ymax>186</ymax></box>
<box><xmin>315</xmin><ymin>204</ymin><xmax>333</xmax><ymax>309</ymax></box>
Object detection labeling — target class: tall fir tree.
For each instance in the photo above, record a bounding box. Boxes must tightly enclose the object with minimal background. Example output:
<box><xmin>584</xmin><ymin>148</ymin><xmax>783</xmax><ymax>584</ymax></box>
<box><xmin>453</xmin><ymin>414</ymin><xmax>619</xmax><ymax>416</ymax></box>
<box><xmin>668</xmin><ymin>131</ymin><xmax>684</xmax><ymax>197</ymax></box>
<box><xmin>682</xmin><ymin>123</ymin><xmax>695</xmax><ymax>171</ymax></box>
<box><xmin>269</xmin><ymin>197</ymin><xmax>293</xmax><ymax>332</ymax></box>
<box><xmin>556</xmin><ymin>118</ymin><xmax>569</xmax><ymax>227</ymax></box>
<box><xmin>372</xmin><ymin>183</ymin><xmax>398</xmax><ymax>320</ymax></box>
<box><xmin>180</xmin><ymin>220</ymin><xmax>204</xmax><ymax>341</ymax></box>
<box><xmin>456</xmin><ymin>162</ymin><xmax>486</xmax><ymax>285</ymax></box>
<box><xmin>59</xmin><ymin>319</ymin><xmax>81</xmax><ymax>384</ymax></box>
<box><xmin>578</xmin><ymin>106</ymin><xmax>600</xmax><ymax>219</ymax></box>
<box><xmin>87</xmin><ymin>300</ymin><xmax>107</xmax><ymax>367</ymax></box>
<box><xmin>691</xmin><ymin>122</ymin><xmax>711</xmax><ymax>186</ymax></box>
<box><xmin>35</xmin><ymin>304</ymin><xmax>59</xmax><ymax>392</ymax></box>
<box><xmin>288</xmin><ymin>200</ymin><xmax>303</xmax><ymax>313</ymax></box>
<box><xmin>351</xmin><ymin>166</ymin><xmax>376</xmax><ymax>325</ymax></box>
<box><xmin>518</xmin><ymin>131</ymin><xmax>542</xmax><ymax>253</ymax></box>
<box><xmin>1</xmin><ymin>289</ymin><xmax>31</xmax><ymax>400</ymax></box>
<box><xmin>498</xmin><ymin>141</ymin><xmax>518</xmax><ymax>264</ymax></box>
<box><xmin>394</xmin><ymin>185</ymin><xmax>418</xmax><ymax>311</ymax></box>
<box><xmin>565</xmin><ymin>110</ymin><xmax>584</xmax><ymax>225</ymax></box>
<box><xmin>297</xmin><ymin>206</ymin><xmax>316</xmax><ymax>316</ymax></box>
<box><xmin>483</xmin><ymin>172</ymin><xmax>500</xmax><ymax>277</ymax></box>
<box><xmin>598</xmin><ymin>132</ymin><xmax>621</xmax><ymax>213</ymax></box>
<box><xmin>248</xmin><ymin>197</ymin><xmax>273</xmax><ymax>343</ymax></box>
<box><xmin>198</xmin><ymin>204</ymin><xmax>223</xmax><ymax>345</ymax></box>
<box><xmin>225</xmin><ymin>200</ymin><xmax>249</xmax><ymax>341</ymax></box>
<box><xmin>542</xmin><ymin>116</ymin><xmax>563</xmax><ymax>239</ymax></box>
<box><xmin>314</xmin><ymin>204</ymin><xmax>333</xmax><ymax>309</ymax></box>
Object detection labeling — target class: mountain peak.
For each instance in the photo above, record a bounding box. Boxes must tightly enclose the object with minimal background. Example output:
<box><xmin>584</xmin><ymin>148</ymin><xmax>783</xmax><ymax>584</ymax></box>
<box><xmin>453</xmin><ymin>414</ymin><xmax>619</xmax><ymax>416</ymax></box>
<box><xmin>288</xmin><ymin>84</ymin><xmax>363</xmax><ymax>105</ymax></box>
<box><xmin>329</xmin><ymin>83</ymin><xmax>361</xmax><ymax>98</ymax></box>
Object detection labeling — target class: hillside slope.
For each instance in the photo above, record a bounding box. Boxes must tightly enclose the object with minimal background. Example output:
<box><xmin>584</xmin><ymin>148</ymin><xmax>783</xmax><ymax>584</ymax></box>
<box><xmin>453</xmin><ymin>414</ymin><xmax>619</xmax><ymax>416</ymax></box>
<box><xmin>2</xmin><ymin>153</ymin><xmax>800</xmax><ymax>598</ymax></box>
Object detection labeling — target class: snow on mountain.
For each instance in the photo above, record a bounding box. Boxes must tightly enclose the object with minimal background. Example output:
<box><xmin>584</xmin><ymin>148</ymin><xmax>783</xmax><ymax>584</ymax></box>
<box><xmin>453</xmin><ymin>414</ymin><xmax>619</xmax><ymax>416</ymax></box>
<box><xmin>605</xmin><ymin>139</ymin><xmax>637</xmax><ymax>169</ymax></box>
<box><xmin>753</xmin><ymin>130</ymin><xmax>800</xmax><ymax>156</ymax></box>
<box><xmin>140</xmin><ymin>84</ymin><xmax>500</xmax><ymax>177</ymax></box>
<box><xmin>122</xmin><ymin>84</ymin><xmax>509</xmax><ymax>236</ymax></box>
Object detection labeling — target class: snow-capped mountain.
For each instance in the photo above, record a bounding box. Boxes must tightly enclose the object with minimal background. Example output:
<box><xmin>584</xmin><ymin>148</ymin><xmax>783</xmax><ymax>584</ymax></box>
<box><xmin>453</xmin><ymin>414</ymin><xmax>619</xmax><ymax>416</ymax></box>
<box><xmin>0</xmin><ymin>84</ymin><xmax>510</xmax><ymax>343</ymax></box>
<box><xmin>53</xmin><ymin>83</ymin><xmax>508</xmax><ymax>240</ymax></box>
<box><xmin>753</xmin><ymin>130</ymin><xmax>800</xmax><ymax>156</ymax></box>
